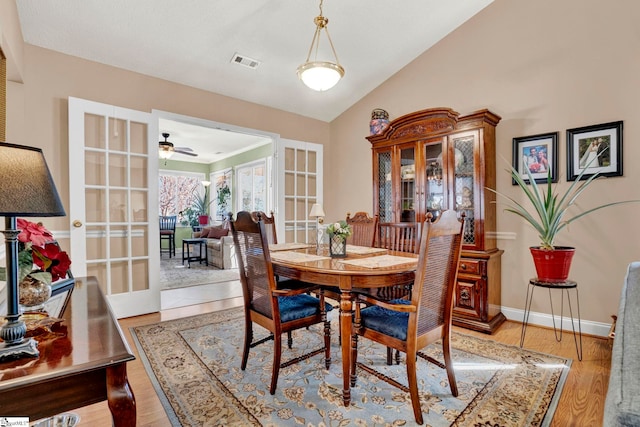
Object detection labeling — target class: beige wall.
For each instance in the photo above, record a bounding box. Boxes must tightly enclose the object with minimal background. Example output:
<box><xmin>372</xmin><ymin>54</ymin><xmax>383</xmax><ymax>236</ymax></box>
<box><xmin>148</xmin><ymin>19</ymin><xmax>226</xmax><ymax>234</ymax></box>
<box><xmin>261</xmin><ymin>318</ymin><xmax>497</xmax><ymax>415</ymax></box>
<box><xmin>4</xmin><ymin>43</ymin><xmax>329</xmax><ymax>230</ymax></box>
<box><xmin>2</xmin><ymin>0</ymin><xmax>638</xmax><ymax>325</ymax></box>
<box><xmin>330</xmin><ymin>0</ymin><xmax>640</xmax><ymax>324</ymax></box>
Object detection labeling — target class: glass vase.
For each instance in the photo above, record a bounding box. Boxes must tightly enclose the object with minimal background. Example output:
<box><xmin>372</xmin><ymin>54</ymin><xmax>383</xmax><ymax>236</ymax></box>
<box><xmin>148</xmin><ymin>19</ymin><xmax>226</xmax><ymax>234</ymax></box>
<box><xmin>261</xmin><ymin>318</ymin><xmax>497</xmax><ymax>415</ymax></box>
<box><xmin>19</xmin><ymin>276</ymin><xmax>52</xmax><ymax>312</ymax></box>
<box><xmin>329</xmin><ymin>234</ymin><xmax>347</xmax><ymax>258</ymax></box>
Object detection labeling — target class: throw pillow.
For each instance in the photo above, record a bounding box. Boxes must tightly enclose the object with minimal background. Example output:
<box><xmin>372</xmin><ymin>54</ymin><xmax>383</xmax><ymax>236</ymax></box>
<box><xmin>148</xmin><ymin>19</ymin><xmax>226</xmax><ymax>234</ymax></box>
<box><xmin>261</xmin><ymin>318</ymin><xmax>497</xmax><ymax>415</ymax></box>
<box><xmin>197</xmin><ymin>227</ymin><xmax>212</xmax><ymax>239</ymax></box>
<box><xmin>208</xmin><ymin>227</ymin><xmax>229</xmax><ymax>239</ymax></box>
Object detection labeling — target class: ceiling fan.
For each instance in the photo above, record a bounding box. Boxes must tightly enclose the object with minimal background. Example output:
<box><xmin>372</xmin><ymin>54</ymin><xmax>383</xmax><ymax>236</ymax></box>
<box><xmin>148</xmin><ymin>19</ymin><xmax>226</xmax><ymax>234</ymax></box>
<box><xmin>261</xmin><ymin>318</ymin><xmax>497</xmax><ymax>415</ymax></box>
<box><xmin>159</xmin><ymin>132</ymin><xmax>198</xmax><ymax>159</ymax></box>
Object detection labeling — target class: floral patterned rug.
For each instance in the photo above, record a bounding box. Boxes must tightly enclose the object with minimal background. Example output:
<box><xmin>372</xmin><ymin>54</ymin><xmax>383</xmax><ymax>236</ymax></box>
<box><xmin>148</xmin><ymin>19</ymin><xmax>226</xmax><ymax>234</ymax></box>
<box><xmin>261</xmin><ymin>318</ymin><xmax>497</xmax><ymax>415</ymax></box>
<box><xmin>131</xmin><ymin>308</ymin><xmax>570</xmax><ymax>426</ymax></box>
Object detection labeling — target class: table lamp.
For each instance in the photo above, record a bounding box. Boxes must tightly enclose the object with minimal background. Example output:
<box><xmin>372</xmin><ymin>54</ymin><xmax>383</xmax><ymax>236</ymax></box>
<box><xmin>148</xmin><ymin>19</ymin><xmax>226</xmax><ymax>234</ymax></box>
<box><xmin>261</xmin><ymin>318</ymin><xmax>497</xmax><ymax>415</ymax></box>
<box><xmin>0</xmin><ymin>142</ymin><xmax>66</xmax><ymax>360</ymax></box>
<box><xmin>309</xmin><ymin>203</ymin><xmax>325</xmax><ymax>252</ymax></box>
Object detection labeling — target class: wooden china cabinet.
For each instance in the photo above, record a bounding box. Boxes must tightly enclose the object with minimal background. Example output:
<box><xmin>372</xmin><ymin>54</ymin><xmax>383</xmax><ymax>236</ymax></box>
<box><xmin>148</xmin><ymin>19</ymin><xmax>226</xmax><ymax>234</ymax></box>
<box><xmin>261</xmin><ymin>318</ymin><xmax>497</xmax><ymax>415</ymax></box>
<box><xmin>367</xmin><ymin>107</ymin><xmax>506</xmax><ymax>333</ymax></box>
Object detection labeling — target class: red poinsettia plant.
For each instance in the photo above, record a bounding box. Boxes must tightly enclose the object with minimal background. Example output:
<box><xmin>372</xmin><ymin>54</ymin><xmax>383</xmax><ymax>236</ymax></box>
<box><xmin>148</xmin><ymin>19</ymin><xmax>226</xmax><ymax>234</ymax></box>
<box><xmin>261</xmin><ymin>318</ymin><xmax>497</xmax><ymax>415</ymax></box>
<box><xmin>17</xmin><ymin>219</ymin><xmax>72</xmax><ymax>285</ymax></box>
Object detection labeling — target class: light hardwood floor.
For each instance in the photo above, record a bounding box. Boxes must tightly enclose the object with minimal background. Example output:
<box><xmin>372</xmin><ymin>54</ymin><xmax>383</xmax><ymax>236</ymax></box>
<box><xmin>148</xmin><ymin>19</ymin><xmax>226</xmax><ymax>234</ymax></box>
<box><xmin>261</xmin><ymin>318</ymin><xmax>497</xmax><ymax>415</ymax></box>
<box><xmin>70</xmin><ymin>292</ymin><xmax>612</xmax><ymax>427</ymax></box>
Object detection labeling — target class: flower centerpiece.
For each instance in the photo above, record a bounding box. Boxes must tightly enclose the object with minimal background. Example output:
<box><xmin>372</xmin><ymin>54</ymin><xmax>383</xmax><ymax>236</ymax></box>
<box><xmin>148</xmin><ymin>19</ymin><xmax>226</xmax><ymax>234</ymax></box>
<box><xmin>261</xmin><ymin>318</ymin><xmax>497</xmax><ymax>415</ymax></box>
<box><xmin>16</xmin><ymin>219</ymin><xmax>72</xmax><ymax>311</ymax></box>
<box><xmin>326</xmin><ymin>220</ymin><xmax>352</xmax><ymax>258</ymax></box>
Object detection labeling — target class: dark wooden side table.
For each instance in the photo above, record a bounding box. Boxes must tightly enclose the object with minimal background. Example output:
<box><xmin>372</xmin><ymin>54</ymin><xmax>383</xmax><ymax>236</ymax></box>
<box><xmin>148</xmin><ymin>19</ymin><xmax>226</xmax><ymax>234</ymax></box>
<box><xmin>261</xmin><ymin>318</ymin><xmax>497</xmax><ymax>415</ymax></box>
<box><xmin>182</xmin><ymin>238</ymin><xmax>208</xmax><ymax>268</ymax></box>
<box><xmin>0</xmin><ymin>277</ymin><xmax>136</xmax><ymax>426</ymax></box>
<box><xmin>520</xmin><ymin>277</ymin><xmax>583</xmax><ymax>361</ymax></box>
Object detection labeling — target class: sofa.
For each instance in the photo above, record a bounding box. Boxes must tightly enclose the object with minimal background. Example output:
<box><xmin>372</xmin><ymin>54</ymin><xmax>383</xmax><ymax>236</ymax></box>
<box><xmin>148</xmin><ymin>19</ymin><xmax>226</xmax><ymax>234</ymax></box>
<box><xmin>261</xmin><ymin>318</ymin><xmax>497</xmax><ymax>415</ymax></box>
<box><xmin>604</xmin><ymin>262</ymin><xmax>640</xmax><ymax>426</ymax></box>
<box><xmin>192</xmin><ymin>221</ymin><xmax>237</xmax><ymax>270</ymax></box>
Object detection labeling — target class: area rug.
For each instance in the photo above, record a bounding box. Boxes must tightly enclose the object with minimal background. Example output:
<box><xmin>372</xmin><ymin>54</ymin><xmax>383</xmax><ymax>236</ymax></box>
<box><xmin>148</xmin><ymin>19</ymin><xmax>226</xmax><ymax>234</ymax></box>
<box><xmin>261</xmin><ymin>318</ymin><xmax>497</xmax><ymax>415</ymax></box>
<box><xmin>131</xmin><ymin>309</ymin><xmax>571</xmax><ymax>426</ymax></box>
<box><xmin>160</xmin><ymin>256</ymin><xmax>239</xmax><ymax>290</ymax></box>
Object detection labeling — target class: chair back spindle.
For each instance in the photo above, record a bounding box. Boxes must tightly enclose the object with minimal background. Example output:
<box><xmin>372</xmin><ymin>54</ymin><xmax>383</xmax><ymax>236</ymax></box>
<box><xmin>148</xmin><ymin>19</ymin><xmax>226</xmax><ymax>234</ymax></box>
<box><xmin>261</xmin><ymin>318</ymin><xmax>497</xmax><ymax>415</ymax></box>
<box><xmin>346</xmin><ymin>212</ymin><xmax>378</xmax><ymax>247</ymax></box>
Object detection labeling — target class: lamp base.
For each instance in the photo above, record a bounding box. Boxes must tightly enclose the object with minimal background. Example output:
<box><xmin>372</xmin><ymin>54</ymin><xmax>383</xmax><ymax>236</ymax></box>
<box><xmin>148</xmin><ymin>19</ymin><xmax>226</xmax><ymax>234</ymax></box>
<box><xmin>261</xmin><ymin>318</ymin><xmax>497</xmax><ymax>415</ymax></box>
<box><xmin>0</xmin><ymin>337</ymin><xmax>39</xmax><ymax>361</ymax></box>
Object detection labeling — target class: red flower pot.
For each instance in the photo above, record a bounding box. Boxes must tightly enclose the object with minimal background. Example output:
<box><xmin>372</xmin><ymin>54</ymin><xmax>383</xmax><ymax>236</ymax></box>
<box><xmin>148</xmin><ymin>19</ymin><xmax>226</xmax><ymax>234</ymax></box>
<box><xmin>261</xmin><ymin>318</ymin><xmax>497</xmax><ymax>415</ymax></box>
<box><xmin>530</xmin><ymin>246</ymin><xmax>575</xmax><ymax>282</ymax></box>
<box><xmin>198</xmin><ymin>215</ymin><xmax>209</xmax><ymax>226</ymax></box>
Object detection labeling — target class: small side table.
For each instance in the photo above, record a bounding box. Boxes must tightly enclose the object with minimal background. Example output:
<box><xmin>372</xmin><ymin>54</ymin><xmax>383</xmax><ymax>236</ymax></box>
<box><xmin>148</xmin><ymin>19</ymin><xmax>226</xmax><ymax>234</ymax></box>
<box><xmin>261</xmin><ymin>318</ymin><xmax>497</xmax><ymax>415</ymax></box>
<box><xmin>520</xmin><ymin>278</ymin><xmax>583</xmax><ymax>361</ymax></box>
<box><xmin>182</xmin><ymin>238</ymin><xmax>208</xmax><ymax>268</ymax></box>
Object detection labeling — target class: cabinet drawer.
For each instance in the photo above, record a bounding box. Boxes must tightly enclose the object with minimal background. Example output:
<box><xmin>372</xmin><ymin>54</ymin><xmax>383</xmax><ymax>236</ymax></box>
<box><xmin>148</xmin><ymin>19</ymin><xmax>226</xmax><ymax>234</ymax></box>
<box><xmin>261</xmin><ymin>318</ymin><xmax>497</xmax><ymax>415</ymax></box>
<box><xmin>458</xmin><ymin>259</ymin><xmax>485</xmax><ymax>276</ymax></box>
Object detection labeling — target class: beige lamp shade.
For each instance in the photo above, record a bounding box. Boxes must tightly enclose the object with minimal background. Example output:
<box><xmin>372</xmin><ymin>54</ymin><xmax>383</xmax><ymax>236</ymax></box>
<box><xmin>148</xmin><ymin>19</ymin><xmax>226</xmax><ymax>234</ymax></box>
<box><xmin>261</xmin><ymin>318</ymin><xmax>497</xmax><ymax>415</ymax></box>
<box><xmin>309</xmin><ymin>203</ymin><xmax>325</xmax><ymax>218</ymax></box>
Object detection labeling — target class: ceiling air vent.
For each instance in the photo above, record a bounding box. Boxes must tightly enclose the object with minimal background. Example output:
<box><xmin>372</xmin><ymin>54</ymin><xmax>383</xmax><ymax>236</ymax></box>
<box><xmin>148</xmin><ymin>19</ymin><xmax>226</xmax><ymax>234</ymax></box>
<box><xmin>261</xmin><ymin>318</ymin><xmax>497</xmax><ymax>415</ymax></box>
<box><xmin>231</xmin><ymin>53</ymin><xmax>261</xmax><ymax>70</ymax></box>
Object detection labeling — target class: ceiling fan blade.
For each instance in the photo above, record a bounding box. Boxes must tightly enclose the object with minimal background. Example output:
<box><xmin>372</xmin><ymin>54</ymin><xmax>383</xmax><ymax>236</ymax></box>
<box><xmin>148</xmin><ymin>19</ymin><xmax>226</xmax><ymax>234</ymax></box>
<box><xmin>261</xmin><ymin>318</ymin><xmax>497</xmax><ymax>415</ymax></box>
<box><xmin>174</xmin><ymin>149</ymin><xmax>198</xmax><ymax>157</ymax></box>
<box><xmin>175</xmin><ymin>146</ymin><xmax>193</xmax><ymax>152</ymax></box>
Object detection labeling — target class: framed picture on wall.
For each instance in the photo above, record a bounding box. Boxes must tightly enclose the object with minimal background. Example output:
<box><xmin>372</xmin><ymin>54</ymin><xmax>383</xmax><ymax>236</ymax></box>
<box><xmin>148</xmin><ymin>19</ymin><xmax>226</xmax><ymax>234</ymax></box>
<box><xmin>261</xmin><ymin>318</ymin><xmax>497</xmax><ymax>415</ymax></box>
<box><xmin>566</xmin><ymin>121</ymin><xmax>623</xmax><ymax>181</ymax></box>
<box><xmin>512</xmin><ymin>132</ymin><xmax>558</xmax><ymax>185</ymax></box>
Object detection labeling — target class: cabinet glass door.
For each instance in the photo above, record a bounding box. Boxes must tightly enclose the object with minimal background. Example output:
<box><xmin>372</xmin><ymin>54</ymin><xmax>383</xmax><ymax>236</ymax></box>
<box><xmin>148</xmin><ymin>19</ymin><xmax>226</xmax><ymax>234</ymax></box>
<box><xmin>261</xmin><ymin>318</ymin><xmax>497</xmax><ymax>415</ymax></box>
<box><xmin>399</xmin><ymin>147</ymin><xmax>415</xmax><ymax>222</ymax></box>
<box><xmin>375</xmin><ymin>149</ymin><xmax>393</xmax><ymax>222</ymax></box>
<box><xmin>423</xmin><ymin>141</ymin><xmax>444</xmax><ymax>222</ymax></box>
<box><xmin>452</xmin><ymin>133</ymin><xmax>477</xmax><ymax>246</ymax></box>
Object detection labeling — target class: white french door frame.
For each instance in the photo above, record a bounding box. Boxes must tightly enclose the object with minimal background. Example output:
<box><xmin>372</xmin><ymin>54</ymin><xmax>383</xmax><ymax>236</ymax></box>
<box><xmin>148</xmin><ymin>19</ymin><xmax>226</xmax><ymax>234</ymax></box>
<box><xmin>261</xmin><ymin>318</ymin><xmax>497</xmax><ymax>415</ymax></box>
<box><xmin>69</xmin><ymin>97</ymin><xmax>159</xmax><ymax>318</ymax></box>
<box><xmin>275</xmin><ymin>139</ymin><xmax>324</xmax><ymax>243</ymax></box>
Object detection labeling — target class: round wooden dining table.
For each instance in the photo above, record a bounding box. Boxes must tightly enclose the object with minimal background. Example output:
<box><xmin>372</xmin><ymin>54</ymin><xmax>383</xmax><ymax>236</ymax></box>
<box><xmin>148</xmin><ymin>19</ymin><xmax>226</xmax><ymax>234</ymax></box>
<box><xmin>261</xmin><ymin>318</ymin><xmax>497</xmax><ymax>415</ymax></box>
<box><xmin>269</xmin><ymin>244</ymin><xmax>418</xmax><ymax>406</ymax></box>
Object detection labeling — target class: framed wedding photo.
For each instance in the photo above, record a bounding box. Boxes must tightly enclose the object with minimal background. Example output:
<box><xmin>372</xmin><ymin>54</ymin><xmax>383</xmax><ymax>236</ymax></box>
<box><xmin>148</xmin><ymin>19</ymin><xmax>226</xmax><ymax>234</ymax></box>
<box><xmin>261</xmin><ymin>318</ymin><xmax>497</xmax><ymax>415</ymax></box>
<box><xmin>512</xmin><ymin>132</ymin><xmax>558</xmax><ymax>185</ymax></box>
<box><xmin>566</xmin><ymin>120</ymin><xmax>623</xmax><ymax>181</ymax></box>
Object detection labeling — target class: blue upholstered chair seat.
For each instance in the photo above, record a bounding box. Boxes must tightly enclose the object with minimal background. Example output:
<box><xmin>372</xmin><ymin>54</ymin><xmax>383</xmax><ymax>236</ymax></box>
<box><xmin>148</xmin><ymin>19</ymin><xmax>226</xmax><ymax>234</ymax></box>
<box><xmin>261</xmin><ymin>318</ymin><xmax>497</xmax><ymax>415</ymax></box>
<box><xmin>360</xmin><ymin>299</ymin><xmax>411</xmax><ymax>340</ymax></box>
<box><xmin>253</xmin><ymin>294</ymin><xmax>333</xmax><ymax>323</ymax></box>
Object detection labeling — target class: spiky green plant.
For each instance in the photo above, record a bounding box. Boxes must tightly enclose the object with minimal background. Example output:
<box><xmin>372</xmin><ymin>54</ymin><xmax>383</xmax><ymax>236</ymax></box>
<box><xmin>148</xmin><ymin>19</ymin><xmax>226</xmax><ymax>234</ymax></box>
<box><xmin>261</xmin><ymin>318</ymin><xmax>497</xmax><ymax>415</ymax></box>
<box><xmin>487</xmin><ymin>153</ymin><xmax>639</xmax><ymax>250</ymax></box>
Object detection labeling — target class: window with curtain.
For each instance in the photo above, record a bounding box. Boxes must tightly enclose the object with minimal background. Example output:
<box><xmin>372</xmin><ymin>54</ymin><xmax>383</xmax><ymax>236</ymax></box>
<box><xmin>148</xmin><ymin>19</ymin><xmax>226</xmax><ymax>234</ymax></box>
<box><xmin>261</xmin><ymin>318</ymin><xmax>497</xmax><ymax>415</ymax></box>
<box><xmin>237</xmin><ymin>160</ymin><xmax>267</xmax><ymax>213</ymax></box>
<box><xmin>212</xmin><ymin>168</ymin><xmax>232</xmax><ymax>220</ymax></box>
<box><xmin>158</xmin><ymin>171</ymin><xmax>204</xmax><ymax>221</ymax></box>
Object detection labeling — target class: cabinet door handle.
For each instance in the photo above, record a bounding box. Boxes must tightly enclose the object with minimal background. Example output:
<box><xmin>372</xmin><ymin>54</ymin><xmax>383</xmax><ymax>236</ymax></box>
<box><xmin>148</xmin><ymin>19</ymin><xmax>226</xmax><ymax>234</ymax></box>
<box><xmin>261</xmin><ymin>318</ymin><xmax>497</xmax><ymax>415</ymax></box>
<box><xmin>460</xmin><ymin>263</ymin><xmax>467</xmax><ymax>270</ymax></box>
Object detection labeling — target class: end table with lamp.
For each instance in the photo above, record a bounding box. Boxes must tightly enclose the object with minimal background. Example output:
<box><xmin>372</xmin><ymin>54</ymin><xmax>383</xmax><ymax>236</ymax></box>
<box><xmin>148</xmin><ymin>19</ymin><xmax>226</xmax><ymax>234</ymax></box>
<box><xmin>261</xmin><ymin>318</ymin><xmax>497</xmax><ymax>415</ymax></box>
<box><xmin>0</xmin><ymin>142</ymin><xmax>68</xmax><ymax>360</ymax></box>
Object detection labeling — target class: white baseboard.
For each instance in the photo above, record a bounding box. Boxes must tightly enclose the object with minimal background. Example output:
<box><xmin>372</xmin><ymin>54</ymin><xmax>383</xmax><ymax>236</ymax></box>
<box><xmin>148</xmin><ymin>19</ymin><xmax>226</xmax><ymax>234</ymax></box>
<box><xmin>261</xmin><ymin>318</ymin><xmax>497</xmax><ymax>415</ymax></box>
<box><xmin>501</xmin><ymin>306</ymin><xmax>612</xmax><ymax>337</ymax></box>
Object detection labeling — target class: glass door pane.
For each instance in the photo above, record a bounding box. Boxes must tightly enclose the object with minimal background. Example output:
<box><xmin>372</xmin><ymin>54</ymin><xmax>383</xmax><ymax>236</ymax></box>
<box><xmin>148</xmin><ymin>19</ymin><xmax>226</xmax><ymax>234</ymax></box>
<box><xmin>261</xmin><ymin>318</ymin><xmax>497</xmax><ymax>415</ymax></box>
<box><xmin>399</xmin><ymin>147</ymin><xmax>415</xmax><ymax>222</ymax></box>
<box><xmin>452</xmin><ymin>133</ymin><xmax>477</xmax><ymax>245</ymax></box>
<box><xmin>376</xmin><ymin>149</ymin><xmax>393</xmax><ymax>223</ymax></box>
<box><xmin>423</xmin><ymin>141</ymin><xmax>444</xmax><ymax>221</ymax></box>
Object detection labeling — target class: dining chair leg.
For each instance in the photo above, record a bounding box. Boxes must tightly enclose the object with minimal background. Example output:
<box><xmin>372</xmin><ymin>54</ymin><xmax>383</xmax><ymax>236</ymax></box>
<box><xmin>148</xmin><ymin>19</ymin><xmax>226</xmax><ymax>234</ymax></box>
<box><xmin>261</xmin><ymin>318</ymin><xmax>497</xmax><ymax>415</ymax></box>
<box><xmin>241</xmin><ymin>318</ymin><xmax>252</xmax><ymax>371</ymax></box>
<box><xmin>270</xmin><ymin>332</ymin><xmax>283</xmax><ymax>395</ymax></box>
<box><xmin>406</xmin><ymin>349</ymin><xmax>423</xmax><ymax>425</ymax></box>
<box><xmin>350</xmin><ymin>333</ymin><xmax>359</xmax><ymax>387</ymax></box>
<box><xmin>443</xmin><ymin>333</ymin><xmax>458</xmax><ymax>396</ymax></box>
<box><xmin>287</xmin><ymin>331</ymin><xmax>293</xmax><ymax>349</ymax></box>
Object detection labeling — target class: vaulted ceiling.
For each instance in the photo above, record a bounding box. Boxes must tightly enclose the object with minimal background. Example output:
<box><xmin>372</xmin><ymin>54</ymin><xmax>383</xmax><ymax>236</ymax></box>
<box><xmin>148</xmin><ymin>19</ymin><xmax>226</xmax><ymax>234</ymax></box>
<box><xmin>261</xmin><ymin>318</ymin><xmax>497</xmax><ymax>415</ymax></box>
<box><xmin>16</xmin><ymin>0</ymin><xmax>493</xmax><ymax>123</ymax></box>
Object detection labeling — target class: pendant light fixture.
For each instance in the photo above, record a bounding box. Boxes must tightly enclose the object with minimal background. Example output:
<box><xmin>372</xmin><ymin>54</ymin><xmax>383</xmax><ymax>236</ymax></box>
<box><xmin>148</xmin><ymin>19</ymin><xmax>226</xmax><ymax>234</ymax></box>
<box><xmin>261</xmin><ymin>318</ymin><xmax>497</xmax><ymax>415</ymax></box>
<box><xmin>297</xmin><ymin>0</ymin><xmax>344</xmax><ymax>91</ymax></box>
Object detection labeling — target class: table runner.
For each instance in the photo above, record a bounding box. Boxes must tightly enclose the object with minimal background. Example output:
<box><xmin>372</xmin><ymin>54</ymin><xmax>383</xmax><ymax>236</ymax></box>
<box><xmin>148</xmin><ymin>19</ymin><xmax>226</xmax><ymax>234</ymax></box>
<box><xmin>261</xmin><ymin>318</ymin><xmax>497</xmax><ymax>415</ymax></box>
<box><xmin>345</xmin><ymin>245</ymin><xmax>388</xmax><ymax>255</ymax></box>
<box><xmin>339</xmin><ymin>254</ymin><xmax>418</xmax><ymax>269</ymax></box>
<box><xmin>269</xmin><ymin>251</ymin><xmax>329</xmax><ymax>263</ymax></box>
<box><xmin>268</xmin><ymin>243</ymin><xmax>312</xmax><ymax>252</ymax></box>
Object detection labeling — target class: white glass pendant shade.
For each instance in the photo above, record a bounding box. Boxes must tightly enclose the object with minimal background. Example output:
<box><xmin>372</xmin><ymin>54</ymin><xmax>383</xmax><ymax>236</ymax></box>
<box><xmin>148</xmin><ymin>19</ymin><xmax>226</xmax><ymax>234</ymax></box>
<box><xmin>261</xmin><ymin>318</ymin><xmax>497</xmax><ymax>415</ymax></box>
<box><xmin>297</xmin><ymin>1</ymin><xmax>344</xmax><ymax>91</ymax></box>
<box><xmin>159</xmin><ymin>146</ymin><xmax>174</xmax><ymax>160</ymax></box>
<box><xmin>297</xmin><ymin>61</ymin><xmax>344</xmax><ymax>91</ymax></box>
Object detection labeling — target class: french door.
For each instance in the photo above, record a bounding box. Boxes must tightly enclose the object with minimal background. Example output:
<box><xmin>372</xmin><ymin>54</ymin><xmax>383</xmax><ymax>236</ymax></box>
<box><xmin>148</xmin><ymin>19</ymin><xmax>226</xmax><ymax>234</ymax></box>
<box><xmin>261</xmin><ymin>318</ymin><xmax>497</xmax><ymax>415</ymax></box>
<box><xmin>68</xmin><ymin>97</ymin><xmax>159</xmax><ymax>318</ymax></box>
<box><xmin>275</xmin><ymin>139</ymin><xmax>323</xmax><ymax>243</ymax></box>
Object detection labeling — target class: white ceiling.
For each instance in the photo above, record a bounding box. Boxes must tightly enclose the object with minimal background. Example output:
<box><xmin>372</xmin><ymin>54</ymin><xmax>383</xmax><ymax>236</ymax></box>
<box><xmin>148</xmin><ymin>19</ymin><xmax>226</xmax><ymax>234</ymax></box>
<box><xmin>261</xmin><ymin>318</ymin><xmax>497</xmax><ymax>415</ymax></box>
<box><xmin>15</xmin><ymin>0</ymin><xmax>493</xmax><ymax>162</ymax></box>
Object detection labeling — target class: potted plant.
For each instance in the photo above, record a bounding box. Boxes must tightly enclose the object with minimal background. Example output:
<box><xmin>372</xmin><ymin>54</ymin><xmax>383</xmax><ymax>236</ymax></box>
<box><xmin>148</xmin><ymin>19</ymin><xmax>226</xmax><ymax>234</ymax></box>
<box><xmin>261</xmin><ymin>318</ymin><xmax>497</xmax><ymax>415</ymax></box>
<box><xmin>179</xmin><ymin>207</ymin><xmax>200</xmax><ymax>230</ymax></box>
<box><xmin>488</xmin><ymin>153</ymin><xmax>639</xmax><ymax>282</ymax></box>
<box><xmin>192</xmin><ymin>189</ymin><xmax>211</xmax><ymax>226</ymax></box>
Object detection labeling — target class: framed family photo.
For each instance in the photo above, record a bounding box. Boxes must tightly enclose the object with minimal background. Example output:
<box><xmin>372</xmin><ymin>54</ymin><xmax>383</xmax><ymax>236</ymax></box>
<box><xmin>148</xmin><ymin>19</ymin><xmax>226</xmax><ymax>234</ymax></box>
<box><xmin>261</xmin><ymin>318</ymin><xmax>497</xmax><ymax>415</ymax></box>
<box><xmin>512</xmin><ymin>132</ymin><xmax>558</xmax><ymax>185</ymax></box>
<box><xmin>566</xmin><ymin>120</ymin><xmax>623</xmax><ymax>181</ymax></box>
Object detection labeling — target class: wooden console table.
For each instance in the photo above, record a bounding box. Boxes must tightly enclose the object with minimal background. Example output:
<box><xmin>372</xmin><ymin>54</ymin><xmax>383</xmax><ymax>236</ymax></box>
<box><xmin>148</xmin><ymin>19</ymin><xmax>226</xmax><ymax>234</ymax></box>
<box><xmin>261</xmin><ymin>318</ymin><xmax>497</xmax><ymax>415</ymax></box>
<box><xmin>0</xmin><ymin>277</ymin><xmax>136</xmax><ymax>426</ymax></box>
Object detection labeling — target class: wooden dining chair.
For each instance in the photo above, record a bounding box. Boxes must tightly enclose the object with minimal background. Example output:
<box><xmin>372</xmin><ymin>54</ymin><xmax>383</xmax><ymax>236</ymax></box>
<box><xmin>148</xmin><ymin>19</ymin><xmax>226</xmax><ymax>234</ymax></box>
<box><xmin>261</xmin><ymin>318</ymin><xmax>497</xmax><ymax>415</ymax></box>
<box><xmin>346</xmin><ymin>211</ymin><xmax>378</xmax><ymax>247</ymax></box>
<box><xmin>377</xmin><ymin>222</ymin><xmax>421</xmax><ymax>254</ymax></box>
<box><xmin>231</xmin><ymin>211</ymin><xmax>333</xmax><ymax>395</ymax></box>
<box><xmin>251</xmin><ymin>211</ymin><xmax>277</xmax><ymax>244</ymax></box>
<box><xmin>350</xmin><ymin>210</ymin><xmax>464</xmax><ymax>425</ymax></box>
<box><xmin>159</xmin><ymin>215</ymin><xmax>177</xmax><ymax>258</ymax></box>
<box><xmin>374</xmin><ymin>221</ymin><xmax>421</xmax><ymax>305</ymax></box>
